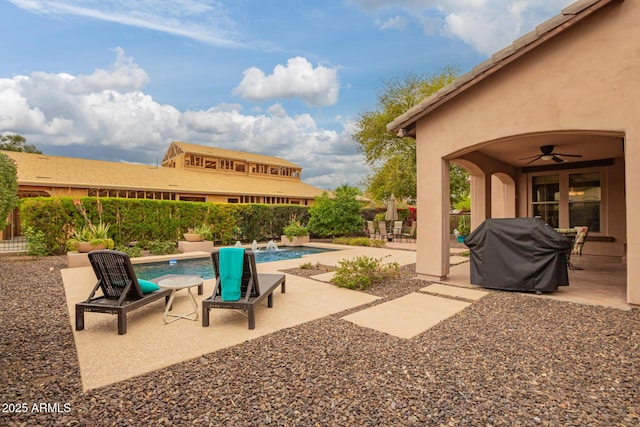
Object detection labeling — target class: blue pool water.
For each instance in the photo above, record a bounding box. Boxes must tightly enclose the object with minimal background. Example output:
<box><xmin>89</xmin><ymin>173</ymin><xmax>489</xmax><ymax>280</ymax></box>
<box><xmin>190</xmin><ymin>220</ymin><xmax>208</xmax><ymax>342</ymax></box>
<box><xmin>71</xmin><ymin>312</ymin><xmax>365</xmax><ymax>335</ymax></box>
<box><xmin>133</xmin><ymin>246</ymin><xmax>332</xmax><ymax>280</ymax></box>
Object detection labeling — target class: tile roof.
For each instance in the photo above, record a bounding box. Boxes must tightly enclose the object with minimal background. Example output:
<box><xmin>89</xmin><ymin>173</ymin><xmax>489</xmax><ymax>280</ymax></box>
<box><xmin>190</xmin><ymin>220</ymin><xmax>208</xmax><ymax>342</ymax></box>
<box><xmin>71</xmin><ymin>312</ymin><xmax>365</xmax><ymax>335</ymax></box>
<box><xmin>387</xmin><ymin>0</ymin><xmax>621</xmax><ymax>134</ymax></box>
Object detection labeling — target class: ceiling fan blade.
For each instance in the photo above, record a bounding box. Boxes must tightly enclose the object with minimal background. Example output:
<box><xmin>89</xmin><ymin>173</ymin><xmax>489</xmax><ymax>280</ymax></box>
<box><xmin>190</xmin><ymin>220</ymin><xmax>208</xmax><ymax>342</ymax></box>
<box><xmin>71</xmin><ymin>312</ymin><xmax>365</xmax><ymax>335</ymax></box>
<box><xmin>525</xmin><ymin>156</ymin><xmax>542</xmax><ymax>165</ymax></box>
<box><xmin>554</xmin><ymin>153</ymin><xmax>583</xmax><ymax>158</ymax></box>
<box><xmin>552</xmin><ymin>155</ymin><xmax>564</xmax><ymax>163</ymax></box>
<box><xmin>519</xmin><ymin>154</ymin><xmax>543</xmax><ymax>160</ymax></box>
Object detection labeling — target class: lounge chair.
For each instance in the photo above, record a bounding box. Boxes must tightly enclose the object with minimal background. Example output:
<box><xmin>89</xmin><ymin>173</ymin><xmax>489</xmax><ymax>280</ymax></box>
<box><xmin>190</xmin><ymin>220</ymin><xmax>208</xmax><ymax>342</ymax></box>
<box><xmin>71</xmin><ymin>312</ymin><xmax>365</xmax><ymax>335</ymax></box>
<box><xmin>75</xmin><ymin>250</ymin><xmax>171</xmax><ymax>335</ymax></box>
<box><xmin>202</xmin><ymin>248</ymin><xmax>286</xmax><ymax>329</ymax></box>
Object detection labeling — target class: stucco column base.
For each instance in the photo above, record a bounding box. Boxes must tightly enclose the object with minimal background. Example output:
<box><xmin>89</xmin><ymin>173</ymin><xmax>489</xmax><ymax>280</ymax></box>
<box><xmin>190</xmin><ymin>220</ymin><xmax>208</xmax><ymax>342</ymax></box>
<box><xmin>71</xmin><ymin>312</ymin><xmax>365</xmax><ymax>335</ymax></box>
<box><xmin>416</xmin><ymin>272</ymin><xmax>448</xmax><ymax>281</ymax></box>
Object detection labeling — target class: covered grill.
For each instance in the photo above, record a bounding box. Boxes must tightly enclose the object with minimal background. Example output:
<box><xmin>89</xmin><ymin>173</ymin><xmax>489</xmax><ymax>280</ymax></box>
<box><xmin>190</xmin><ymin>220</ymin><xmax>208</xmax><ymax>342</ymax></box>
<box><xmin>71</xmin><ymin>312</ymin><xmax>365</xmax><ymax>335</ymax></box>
<box><xmin>464</xmin><ymin>217</ymin><xmax>570</xmax><ymax>293</ymax></box>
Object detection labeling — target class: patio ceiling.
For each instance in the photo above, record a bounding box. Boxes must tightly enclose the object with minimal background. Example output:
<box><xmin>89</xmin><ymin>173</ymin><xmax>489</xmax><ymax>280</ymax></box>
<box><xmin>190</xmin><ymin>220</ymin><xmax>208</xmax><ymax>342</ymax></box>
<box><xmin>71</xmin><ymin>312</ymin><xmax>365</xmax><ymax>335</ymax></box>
<box><xmin>465</xmin><ymin>132</ymin><xmax>624</xmax><ymax>168</ymax></box>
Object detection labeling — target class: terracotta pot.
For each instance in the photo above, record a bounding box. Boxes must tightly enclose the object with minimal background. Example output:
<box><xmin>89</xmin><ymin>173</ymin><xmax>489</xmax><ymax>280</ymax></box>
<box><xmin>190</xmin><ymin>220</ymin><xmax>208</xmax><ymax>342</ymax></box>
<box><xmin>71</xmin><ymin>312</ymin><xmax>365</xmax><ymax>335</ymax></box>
<box><xmin>280</xmin><ymin>235</ymin><xmax>310</xmax><ymax>246</ymax></box>
<box><xmin>183</xmin><ymin>233</ymin><xmax>203</xmax><ymax>242</ymax></box>
<box><xmin>77</xmin><ymin>242</ymin><xmax>107</xmax><ymax>253</ymax></box>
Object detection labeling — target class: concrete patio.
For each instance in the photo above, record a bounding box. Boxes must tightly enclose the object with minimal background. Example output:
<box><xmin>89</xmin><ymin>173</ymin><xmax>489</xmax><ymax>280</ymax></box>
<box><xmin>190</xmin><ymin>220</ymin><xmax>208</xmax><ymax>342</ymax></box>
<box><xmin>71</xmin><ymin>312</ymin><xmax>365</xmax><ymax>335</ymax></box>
<box><xmin>60</xmin><ymin>241</ymin><xmax>630</xmax><ymax>391</ymax></box>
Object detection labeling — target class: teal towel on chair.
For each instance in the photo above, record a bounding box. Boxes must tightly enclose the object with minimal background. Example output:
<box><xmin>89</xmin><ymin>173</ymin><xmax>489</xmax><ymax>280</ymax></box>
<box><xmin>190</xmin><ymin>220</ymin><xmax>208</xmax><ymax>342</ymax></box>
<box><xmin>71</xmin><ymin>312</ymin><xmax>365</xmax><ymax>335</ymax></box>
<box><xmin>220</xmin><ymin>248</ymin><xmax>245</xmax><ymax>301</ymax></box>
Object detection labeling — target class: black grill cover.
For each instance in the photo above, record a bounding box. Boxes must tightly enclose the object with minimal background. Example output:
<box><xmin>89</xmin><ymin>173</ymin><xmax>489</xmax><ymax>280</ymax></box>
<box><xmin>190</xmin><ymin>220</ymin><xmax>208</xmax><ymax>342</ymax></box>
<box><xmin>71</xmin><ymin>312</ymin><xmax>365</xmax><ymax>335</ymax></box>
<box><xmin>464</xmin><ymin>218</ymin><xmax>570</xmax><ymax>292</ymax></box>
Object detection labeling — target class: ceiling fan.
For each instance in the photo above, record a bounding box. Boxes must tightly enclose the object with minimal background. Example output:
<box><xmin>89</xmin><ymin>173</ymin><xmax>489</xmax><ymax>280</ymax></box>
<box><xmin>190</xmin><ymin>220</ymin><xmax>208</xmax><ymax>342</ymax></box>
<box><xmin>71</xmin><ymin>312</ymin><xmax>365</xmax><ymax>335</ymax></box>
<box><xmin>519</xmin><ymin>145</ymin><xmax>583</xmax><ymax>164</ymax></box>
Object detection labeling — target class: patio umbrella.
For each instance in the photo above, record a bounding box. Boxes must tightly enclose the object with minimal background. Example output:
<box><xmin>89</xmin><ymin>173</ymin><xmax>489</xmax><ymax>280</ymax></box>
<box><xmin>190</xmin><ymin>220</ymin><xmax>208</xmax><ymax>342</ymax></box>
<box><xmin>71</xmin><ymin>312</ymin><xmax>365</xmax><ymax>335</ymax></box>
<box><xmin>385</xmin><ymin>194</ymin><xmax>398</xmax><ymax>222</ymax></box>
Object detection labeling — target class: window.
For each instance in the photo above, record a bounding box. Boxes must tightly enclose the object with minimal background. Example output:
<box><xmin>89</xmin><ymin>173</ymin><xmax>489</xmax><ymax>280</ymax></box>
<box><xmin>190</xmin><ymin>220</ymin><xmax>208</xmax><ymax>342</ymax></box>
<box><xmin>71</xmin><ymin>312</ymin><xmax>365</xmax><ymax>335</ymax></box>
<box><xmin>531</xmin><ymin>175</ymin><xmax>559</xmax><ymax>228</ymax></box>
<box><xmin>186</xmin><ymin>155</ymin><xmax>202</xmax><ymax>167</ymax></box>
<box><xmin>569</xmin><ymin>172</ymin><xmax>601</xmax><ymax>232</ymax></box>
<box><xmin>530</xmin><ymin>170</ymin><xmax>604</xmax><ymax>232</ymax></box>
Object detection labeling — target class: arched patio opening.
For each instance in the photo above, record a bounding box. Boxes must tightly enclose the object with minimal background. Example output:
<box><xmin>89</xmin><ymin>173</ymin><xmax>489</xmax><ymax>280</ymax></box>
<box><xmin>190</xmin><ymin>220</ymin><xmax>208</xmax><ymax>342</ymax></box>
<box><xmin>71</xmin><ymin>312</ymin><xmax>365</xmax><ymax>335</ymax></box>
<box><xmin>491</xmin><ymin>173</ymin><xmax>516</xmax><ymax>219</ymax></box>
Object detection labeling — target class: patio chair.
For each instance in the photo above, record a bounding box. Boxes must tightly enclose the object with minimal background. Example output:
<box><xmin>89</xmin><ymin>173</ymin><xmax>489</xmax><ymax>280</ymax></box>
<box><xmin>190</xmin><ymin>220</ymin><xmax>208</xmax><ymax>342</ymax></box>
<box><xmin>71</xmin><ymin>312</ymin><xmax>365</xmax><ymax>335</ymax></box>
<box><xmin>202</xmin><ymin>248</ymin><xmax>286</xmax><ymax>330</ymax></box>
<box><xmin>367</xmin><ymin>221</ymin><xmax>379</xmax><ymax>240</ymax></box>
<box><xmin>75</xmin><ymin>250</ymin><xmax>171</xmax><ymax>335</ymax></box>
<box><xmin>568</xmin><ymin>225</ymin><xmax>589</xmax><ymax>270</ymax></box>
<box><xmin>393</xmin><ymin>221</ymin><xmax>404</xmax><ymax>241</ymax></box>
<box><xmin>378</xmin><ymin>221</ymin><xmax>388</xmax><ymax>241</ymax></box>
<box><xmin>401</xmin><ymin>222</ymin><xmax>417</xmax><ymax>242</ymax></box>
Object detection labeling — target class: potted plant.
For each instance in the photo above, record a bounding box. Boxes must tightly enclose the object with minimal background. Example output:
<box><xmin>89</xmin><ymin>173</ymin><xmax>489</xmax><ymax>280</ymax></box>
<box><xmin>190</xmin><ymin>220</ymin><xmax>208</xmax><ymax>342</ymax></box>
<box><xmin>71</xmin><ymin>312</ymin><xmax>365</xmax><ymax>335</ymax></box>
<box><xmin>281</xmin><ymin>219</ymin><xmax>309</xmax><ymax>246</ymax></box>
<box><xmin>67</xmin><ymin>199</ymin><xmax>115</xmax><ymax>253</ymax></box>
<box><xmin>184</xmin><ymin>223</ymin><xmax>214</xmax><ymax>242</ymax></box>
<box><xmin>456</xmin><ymin>216</ymin><xmax>470</xmax><ymax>243</ymax></box>
<box><xmin>67</xmin><ymin>222</ymin><xmax>115</xmax><ymax>253</ymax></box>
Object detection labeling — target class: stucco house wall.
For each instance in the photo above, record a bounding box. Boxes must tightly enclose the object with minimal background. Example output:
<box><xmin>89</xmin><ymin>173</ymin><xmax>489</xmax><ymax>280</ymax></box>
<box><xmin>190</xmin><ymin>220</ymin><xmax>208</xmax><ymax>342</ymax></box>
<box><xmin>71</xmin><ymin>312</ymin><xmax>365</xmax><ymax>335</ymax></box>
<box><xmin>397</xmin><ymin>0</ymin><xmax>639</xmax><ymax>303</ymax></box>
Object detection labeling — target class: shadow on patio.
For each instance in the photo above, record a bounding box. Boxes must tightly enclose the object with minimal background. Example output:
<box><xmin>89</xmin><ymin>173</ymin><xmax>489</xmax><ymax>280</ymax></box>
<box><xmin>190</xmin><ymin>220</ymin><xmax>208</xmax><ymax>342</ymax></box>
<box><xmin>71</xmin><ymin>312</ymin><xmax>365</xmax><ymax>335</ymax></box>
<box><xmin>439</xmin><ymin>254</ymin><xmax>630</xmax><ymax>311</ymax></box>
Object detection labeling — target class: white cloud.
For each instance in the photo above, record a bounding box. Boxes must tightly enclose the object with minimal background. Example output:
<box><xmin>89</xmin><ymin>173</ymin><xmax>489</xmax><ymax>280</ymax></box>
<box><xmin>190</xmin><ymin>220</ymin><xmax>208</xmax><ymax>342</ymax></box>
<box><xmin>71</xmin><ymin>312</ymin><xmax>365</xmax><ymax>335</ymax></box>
<box><xmin>233</xmin><ymin>57</ymin><xmax>340</xmax><ymax>107</ymax></box>
<box><xmin>0</xmin><ymin>50</ymin><xmax>366</xmax><ymax>188</ymax></box>
<box><xmin>72</xmin><ymin>47</ymin><xmax>149</xmax><ymax>93</ymax></box>
<box><xmin>377</xmin><ymin>16</ymin><xmax>408</xmax><ymax>31</ymax></box>
<box><xmin>348</xmin><ymin>0</ymin><xmax>576</xmax><ymax>56</ymax></box>
<box><xmin>6</xmin><ymin>0</ymin><xmax>250</xmax><ymax>48</ymax></box>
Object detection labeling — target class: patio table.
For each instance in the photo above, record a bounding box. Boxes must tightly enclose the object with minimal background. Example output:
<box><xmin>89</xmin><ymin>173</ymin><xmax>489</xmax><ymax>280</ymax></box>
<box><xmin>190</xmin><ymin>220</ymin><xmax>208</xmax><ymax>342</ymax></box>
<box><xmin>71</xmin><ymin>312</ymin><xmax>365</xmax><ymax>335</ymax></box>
<box><xmin>157</xmin><ymin>275</ymin><xmax>203</xmax><ymax>323</ymax></box>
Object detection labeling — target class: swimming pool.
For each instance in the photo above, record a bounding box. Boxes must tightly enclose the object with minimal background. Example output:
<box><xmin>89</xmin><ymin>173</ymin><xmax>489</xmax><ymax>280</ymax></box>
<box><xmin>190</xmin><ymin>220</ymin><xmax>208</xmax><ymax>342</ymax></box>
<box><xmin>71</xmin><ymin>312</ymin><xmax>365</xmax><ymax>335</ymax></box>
<box><xmin>133</xmin><ymin>246</ymin><xmax>333</xmax><ymax>280</ymax></box>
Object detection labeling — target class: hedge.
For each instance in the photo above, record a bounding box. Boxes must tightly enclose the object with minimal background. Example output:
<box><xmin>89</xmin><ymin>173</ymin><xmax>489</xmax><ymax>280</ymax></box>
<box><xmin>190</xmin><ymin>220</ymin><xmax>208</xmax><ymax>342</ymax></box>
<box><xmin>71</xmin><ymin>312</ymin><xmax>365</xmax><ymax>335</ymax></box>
<box><xmin>20</xmin><ymin>197</ymin><xmax>310</xmax><ymax>255</ymax></box>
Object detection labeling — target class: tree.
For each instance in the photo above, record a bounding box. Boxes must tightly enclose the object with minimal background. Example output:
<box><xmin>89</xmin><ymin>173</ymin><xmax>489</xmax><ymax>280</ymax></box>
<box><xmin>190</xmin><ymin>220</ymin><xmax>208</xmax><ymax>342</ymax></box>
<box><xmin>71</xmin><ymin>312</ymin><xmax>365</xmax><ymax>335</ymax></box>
<box><xmin>0</xmin><ymin>153</ymin><xmax>19</xmax><ymax>229</ymax></box>
<box><xmin>307</xmin><ymin>185</ymin><xmax>364</xmax><ymax>237</ymax></box>
<box><xmin>450</xmin><ymin>163</ymin><xmax>470</xmax><ymax>209</ymax></box>
<box><xmin>0</xmin><ymin>134</ymin><xmax>42</xmax><ymax>153</ymax></box>
<box><xmin>353</xmin><ymin>67</ymin><xmax>469</xmax><ymax>206</ymax></box>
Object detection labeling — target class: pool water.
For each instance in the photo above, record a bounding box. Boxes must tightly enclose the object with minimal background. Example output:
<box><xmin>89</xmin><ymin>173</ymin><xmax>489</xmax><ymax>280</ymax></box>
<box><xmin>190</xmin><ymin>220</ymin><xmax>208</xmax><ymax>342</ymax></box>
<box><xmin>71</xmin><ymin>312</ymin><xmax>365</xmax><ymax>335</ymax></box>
<box><xmin>133</xmin><ymin>246</ymin><xmax>332</xmax><ymax>280</ymax></box>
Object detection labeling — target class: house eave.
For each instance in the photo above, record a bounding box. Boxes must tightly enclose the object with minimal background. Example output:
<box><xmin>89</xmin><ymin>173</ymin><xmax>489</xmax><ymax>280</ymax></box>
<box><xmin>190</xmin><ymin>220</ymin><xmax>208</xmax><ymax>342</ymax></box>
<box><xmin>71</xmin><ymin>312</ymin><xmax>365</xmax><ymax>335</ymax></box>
<box><xmin>387</xmin><ymin>0</ymin><xmax>623</xmax><ymax>135</ymax></box>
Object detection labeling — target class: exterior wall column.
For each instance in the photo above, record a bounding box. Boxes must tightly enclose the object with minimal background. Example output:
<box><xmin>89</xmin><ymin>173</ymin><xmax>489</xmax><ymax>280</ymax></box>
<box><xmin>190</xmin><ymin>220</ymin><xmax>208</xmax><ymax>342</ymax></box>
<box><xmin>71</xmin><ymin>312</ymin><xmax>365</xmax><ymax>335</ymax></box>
<box><xmin>625</xmin><ymin>130</ymin><xmax>639</xmax><ymax>304</ymax></box>
<box><xmin>415</xmin><ymin>151</ymin><xmax>449</xmax><ymax>280</ymax></box>
<box><xmin>470</xmin><ymin>173</ymin><xmax>490</xmax><ymax>230</ymax></box>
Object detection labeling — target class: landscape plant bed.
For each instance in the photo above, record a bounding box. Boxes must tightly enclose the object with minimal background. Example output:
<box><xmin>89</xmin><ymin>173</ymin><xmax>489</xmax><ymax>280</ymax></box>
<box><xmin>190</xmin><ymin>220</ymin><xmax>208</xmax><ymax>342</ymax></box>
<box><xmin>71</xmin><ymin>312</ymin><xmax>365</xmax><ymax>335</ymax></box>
<box><xmin>281</xmin><ymin>263</ymin><xmax>336</xmax><ymax>278</ymax></box>
<box><xmin>282</xmin><ymin>263</ymin><xmax>426</xmax><ymax>299</ymax></box>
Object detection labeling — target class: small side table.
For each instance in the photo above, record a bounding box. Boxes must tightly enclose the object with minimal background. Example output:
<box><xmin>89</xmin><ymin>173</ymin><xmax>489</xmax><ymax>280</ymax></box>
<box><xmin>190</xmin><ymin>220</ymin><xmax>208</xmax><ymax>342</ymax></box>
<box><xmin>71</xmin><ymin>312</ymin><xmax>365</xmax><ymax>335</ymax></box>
<box><xmin>158</xmin><ymin>275</ymin><xmax>204</xmax><ymax>324</ymax></box>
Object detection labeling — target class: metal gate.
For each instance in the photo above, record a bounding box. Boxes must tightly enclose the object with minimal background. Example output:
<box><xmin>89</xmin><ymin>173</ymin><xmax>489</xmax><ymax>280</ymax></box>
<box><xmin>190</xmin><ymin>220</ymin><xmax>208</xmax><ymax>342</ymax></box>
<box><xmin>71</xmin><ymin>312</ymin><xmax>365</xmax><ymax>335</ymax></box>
<box><xmin>1</xmin><ymin>208</ymin><xmax>26</xmax><ymax>253</ymax></box>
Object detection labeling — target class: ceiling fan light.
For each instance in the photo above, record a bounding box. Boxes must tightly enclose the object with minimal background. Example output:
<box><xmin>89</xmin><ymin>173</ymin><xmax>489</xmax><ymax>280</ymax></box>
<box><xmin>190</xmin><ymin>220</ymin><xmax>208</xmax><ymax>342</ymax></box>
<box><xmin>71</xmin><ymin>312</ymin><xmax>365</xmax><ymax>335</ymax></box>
<box><xmin>540</xmin><ymin>154</ymin><xmax>554</xmax><ymax>161</ymax></box>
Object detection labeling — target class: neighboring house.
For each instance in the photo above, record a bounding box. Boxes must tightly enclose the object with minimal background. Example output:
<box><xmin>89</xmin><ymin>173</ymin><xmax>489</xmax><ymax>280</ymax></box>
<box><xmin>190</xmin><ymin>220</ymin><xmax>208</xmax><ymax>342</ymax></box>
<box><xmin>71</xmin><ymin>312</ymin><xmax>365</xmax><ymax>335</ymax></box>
<box><xmin>1</xmin><ymin>141</ymin><xmax>324</xmax><ymax>238</ymax></box>
<box><xmin>388</xmin><ymin>0</ymin><xmax>639</xmax><ymax>303</ymax></box>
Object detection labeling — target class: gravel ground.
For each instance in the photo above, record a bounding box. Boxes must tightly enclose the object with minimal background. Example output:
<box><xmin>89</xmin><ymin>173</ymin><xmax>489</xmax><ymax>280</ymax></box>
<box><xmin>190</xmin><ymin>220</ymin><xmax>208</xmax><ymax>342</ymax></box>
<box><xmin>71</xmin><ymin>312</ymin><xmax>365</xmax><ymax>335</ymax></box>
<box><xmin>1</xmin><ymin>255</ymin><xmax>640</xmax><ymax>426</ymax></box>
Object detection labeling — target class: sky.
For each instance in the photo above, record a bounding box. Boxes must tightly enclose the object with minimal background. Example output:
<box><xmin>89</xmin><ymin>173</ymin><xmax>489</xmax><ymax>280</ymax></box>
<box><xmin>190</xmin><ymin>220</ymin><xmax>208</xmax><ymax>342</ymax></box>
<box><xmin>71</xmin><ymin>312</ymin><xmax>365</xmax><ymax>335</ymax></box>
<box><xmin>0</xmin><ymin>0</ymin><xmax>575</xmax><ymax>190</ymax></box>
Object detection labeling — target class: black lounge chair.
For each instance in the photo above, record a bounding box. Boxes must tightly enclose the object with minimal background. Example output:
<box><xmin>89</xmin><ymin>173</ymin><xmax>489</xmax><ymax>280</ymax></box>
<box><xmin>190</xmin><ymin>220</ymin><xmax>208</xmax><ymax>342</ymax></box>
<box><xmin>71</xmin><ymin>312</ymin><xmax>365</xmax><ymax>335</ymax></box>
<box><xmin>202</xmin><ymin>249</ymin><xmax>286</xmax><ymax>330</ymax></box>
<box><xmin>75</xmin><ymin>250</ymin><xmax>171</xmax><ymax>335</ymax></box>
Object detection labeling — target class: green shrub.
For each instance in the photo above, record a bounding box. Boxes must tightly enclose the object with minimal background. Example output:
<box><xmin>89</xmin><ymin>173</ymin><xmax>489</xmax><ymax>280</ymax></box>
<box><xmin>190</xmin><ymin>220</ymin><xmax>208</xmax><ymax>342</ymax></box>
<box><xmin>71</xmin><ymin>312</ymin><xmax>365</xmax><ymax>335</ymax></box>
<box><xmin>307</xmin><ymin>185</ymin><xmax>364</xmax><ymax>237</ymax></box>
<box><xmin>20</xmin><ymin>197</ymin><xmax>310</xmax><ymax>255</ymax></box>
<box><xmin>330</xmin><ymin>255</ymin><xmax>399</xmax><ymax>290</ymax></box>
<box><xmin>283</xmin><ymin>219</ymin><xmax>308</xmax><ymax>240</ymax></box>
<box><xmin>457</xmin><ymin>215</ymin><xmax>470</xmax><ymax>236</ymax></box>
<box><xmin>373</xmin><ymin>212</ymin><xmax>386</xmax><ymax>223</ymax></box>
<box><xmin>147</xmin><ymin>240</ymin><xmax>177</xmax><ymax>255</ymax></box>
<box><xmin>115</xmin><ymin>245</ymin><xmax>142</xmax><ymax>258</ymax></box>
<box><xmin>299</xmin><ymin>261</ymin><xmax>323</xmax><ymax>270</ymax></box>
<box><xmin>0</xmin><ymin>153</ymin><xmax>18</xmax><ymax>230</ymax></box>
<box><xmin>23</xmin><ymin>226</ymin><xmax>48</xmax><ymax>256</ymax></box>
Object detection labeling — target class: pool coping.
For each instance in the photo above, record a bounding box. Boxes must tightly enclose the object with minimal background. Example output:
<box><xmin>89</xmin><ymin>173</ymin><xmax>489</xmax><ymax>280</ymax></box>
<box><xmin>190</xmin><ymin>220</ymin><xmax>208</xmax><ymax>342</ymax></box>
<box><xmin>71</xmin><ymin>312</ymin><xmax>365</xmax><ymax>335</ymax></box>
<box><xmin>66</xmin><ymin>242</ymin><xmax>351</xmax><ymax>268</ymax></box>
